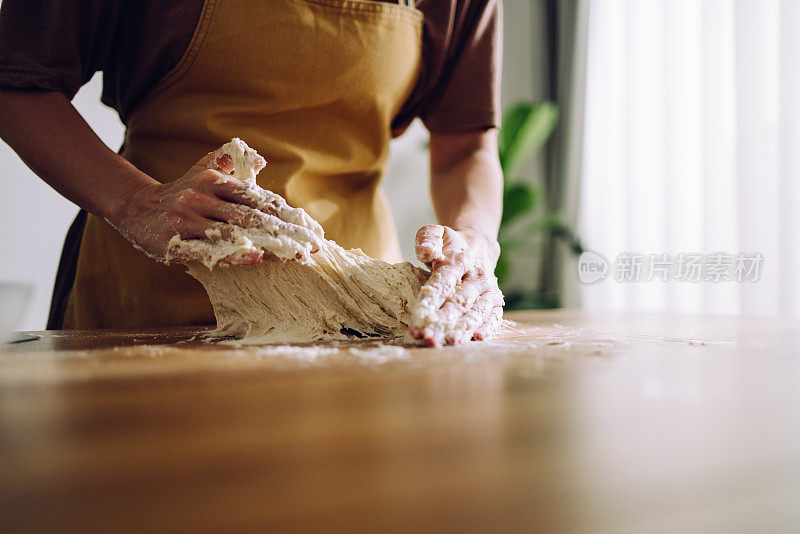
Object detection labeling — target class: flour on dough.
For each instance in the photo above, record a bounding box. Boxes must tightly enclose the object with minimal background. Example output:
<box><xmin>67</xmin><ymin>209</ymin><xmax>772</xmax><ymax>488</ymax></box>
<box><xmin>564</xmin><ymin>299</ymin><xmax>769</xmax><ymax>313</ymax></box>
<box><xmin>168</xmin><ymin>138</ymin><xmax>430</xmax><ymax>343</ymax></box>
<box><xmin>168</xmin><ymin>139</ymin><xmax>502</xmax><ymax>345</ymax></box>
<box><xmin>187</xmin><ymin>247</ymin><xmax>428</xmax><ymax>343</ymax></box>
<box><xmin>166</xmin><ymin>139</ymin><xmax>325</xmax><ymax>268</ymax></box>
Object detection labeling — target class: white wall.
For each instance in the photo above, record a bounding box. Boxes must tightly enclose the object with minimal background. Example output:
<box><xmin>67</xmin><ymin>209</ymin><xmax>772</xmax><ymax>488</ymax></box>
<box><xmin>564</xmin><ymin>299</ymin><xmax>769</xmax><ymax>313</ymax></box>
<box><xmin>0</xmin><ymin>2</ymin><xmax>534</xmax><ymax>330</ymax></box>
<box><xmin>0</xmin><ymin>74</ymin><xmax>124</xmax><ymax>330</ymax></box>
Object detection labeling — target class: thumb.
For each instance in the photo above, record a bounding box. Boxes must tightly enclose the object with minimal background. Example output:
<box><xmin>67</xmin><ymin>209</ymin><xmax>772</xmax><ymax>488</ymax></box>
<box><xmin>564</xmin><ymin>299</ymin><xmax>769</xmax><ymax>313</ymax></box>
<box><xmin>196</xmin><ymin>150</ymin><xmax>235</xmax><ymax>174</ymax></box>
<box><xmin>415</xmin><ymin>224</ymin><xmax>446</xmax><ymax>263</ymax></box>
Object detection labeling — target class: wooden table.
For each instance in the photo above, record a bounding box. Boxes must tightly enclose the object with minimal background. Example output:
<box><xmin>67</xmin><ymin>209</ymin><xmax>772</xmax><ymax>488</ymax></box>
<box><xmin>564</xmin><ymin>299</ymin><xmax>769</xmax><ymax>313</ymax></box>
<box><xmin>1</xmin><ymin>310</ymin><xmax>799</xmax><ymax>533</ymax></box>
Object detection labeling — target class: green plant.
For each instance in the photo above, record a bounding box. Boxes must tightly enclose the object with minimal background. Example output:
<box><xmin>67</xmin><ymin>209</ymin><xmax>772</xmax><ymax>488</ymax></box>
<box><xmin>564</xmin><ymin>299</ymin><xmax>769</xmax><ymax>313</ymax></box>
<box><xmin>496</xmin><ymin>102</ymin><xmax>583</xmax><ymax>304</ymax></box>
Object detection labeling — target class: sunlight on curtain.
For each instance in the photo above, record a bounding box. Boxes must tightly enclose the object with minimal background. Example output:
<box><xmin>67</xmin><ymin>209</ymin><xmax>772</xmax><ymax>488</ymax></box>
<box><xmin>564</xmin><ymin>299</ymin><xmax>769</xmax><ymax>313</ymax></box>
<box><xmin>579</xmin><ymin>0</ymin><xmax>800</xmax><ymax>317</ymax></box>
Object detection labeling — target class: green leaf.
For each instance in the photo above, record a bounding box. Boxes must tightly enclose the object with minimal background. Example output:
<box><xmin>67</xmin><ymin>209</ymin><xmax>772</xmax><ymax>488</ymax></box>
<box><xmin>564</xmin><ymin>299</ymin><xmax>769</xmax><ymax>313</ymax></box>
<box><xmin>503</xmin><ymin>290</ymin><xmax>561</xmax><ymax>310</ymax></box>
<box><xmin>498</xmin><ymin>237</ymin><xmax>525</xmax><ymax>251</ymax></box>
<box><xmin>502</xmin><ymin>183</ymin><xmax>540</xmax><ymax>226</ymax></box>
<box><xmin>498</xmin><ymin>102</ymin><xmax>559</xmax><ymax>180</ymax></box>
<box><xmin>528</xmin><ymin>213</ymin><xmax>563</xmax><ymax>232</ymax></box>
<box><xmin>495</xmin><ymin>248</ymin><xmax>509</xmax><ymax>287</ymax></box>
<box><xmin>525</xmin><ymin>213</ymin><xmax>585</xmax><ymax>256</ymax></box>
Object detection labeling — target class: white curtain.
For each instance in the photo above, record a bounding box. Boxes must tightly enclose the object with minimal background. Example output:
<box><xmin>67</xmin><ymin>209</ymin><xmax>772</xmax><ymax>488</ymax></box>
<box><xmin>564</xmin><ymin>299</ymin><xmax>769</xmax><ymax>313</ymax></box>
<box><xmin>579</xmin><ymin>0</ymin><xmax>800</xmax><ymax>317</ymax></box>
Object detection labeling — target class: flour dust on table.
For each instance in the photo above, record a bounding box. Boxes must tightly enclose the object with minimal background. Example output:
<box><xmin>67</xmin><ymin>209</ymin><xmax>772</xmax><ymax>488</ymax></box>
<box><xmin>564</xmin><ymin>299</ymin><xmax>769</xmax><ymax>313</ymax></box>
<box><xmin>166</xmin><ymin>139</ymin><xmax>502</xmax><ymax>345</ymax></box>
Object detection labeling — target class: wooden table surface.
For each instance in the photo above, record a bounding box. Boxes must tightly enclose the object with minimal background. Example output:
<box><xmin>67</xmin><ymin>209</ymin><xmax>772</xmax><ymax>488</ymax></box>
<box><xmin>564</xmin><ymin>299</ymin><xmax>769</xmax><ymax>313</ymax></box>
<box><xmin>1</xmin><ymin>309</ymin><xmax>799</xmax><ymax>533</ymax></box>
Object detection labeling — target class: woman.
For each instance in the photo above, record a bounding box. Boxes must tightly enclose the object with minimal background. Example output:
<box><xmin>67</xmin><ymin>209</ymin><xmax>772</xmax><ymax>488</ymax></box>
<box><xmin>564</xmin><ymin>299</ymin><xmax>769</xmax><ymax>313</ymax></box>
<box><xmin>0</xmin><ymin>0</ymin><xmax>503</xmax><ymax>346</ymax></box>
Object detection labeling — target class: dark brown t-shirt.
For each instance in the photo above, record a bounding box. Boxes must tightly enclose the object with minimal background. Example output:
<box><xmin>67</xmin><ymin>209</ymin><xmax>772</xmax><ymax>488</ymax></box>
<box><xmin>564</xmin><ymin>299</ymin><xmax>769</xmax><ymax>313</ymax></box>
<box><xmin>0</xmin><ymin>0</ymin><xmax>500</xmax><ymax>134</ymax></box>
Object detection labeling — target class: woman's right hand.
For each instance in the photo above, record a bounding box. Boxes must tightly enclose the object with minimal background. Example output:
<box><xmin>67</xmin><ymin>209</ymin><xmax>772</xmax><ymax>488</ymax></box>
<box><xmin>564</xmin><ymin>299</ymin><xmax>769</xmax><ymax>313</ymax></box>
<box><xmin>109</xmin><ymin>151</ymin><xmax>273</xmax><ymax>265</ymax></box>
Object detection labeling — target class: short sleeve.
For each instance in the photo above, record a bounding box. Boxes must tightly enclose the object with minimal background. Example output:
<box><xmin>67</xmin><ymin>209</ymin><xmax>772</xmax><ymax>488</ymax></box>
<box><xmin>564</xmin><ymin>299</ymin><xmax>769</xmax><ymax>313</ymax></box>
<box><xmin>0</xmin><ymin>0</ymin><xmax>122</xmax><ymax>98</ymax></box>
<box><xmin>420</xmin><ymin>0</ymin><xmax>502</xmax><ymax>133</ymax></box>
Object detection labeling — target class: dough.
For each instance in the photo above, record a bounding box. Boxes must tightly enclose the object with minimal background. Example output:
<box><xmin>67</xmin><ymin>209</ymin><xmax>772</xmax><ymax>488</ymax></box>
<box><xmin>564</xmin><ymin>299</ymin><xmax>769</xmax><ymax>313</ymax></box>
<box><xmin>168</xmin><ymin>139</ymin><xmax>429</xmax><ymax>343</ymax></box>
<box><xmin>186</xmin><ymin>243</ymin><xmax>427</xmax><ymax>343</ymax></box>
<box><xmin>167</xmin><ymin>139</ymin><xmax>502</xmax><ymax>345</ymax></box>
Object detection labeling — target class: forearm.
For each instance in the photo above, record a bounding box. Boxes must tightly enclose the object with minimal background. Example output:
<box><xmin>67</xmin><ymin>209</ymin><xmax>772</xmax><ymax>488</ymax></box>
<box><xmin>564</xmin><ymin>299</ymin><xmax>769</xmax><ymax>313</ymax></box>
<box><xmin>412</xmin><ymin>129</ymin><xmax>504</xmax><ymax>345</ymax></box>
<box><xmin>429</xmin><ymin>129</ymin><xmax>503</xmax><ymax>244</ymax></box>
<box><xmin>0</xmin><ymin>89</ymin><xmax>156</xmax><ymax>224</ymax></box>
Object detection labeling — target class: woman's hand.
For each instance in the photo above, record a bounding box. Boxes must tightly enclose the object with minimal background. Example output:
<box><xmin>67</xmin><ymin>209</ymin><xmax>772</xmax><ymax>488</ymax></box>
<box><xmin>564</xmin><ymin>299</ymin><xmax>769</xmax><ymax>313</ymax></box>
<box><xmin>409</xmin><ymin>225</ymin><xmax>504</xmax><ymax>346</ymax></box>
<box><xmin>109</xmin><ymin>150</ymin><xmax>271</xmax><ymax>265</ymax></box>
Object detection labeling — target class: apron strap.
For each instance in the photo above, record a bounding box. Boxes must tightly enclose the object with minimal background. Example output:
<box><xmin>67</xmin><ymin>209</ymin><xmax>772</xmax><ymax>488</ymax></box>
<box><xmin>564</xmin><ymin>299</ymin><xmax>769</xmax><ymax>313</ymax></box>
<box><xmin>47</xmin><ymin>209</ymin><xmax>87</xmax><ymax>329</ymax></box>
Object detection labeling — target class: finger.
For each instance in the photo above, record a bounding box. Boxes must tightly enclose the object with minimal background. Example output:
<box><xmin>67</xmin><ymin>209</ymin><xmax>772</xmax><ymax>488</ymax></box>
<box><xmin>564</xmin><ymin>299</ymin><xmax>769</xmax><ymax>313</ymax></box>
<box><xmin>409</xmin><ymin>259</ymin><xmax>470</xmax><ymax>342</ymax></box>
<box><xmin>173</xmin><ymin>215</ymin><xmax>221</xmax><ymax>240</ymax></box>
<box><xmin>195</xmin><ymin>173</ymin><xmax>260</xmax><ymax>208</ymax></box>
<box><xmin>413</xmin><ymin>291</ymin><xmax>476</xmax><ymax>347</ymax></box>
<box><xmin>440</xmin><ymin>225</ymin><xmax>467</xmax><ymax>254</ymax></box>
<box><xmin>207</xmin><ymin>142</ymin><xmax>320</xmax><ymax>236</ymax></box>
<box><xmin>467</xmin><ymin>289</ymin><xmax>504</xmax><ymax>338</ymax></box>
<box><xmin>211</xmin><ymin>178</ymin><xmax>325</xmax><ymax>239</ymax></box>
<box><xmin>210</xmin><ymin>153</ymin><xmax>235</xmax><ymax>174</ymax></box>
<box><xmin>198</xmin><ymin>196</ymin><xmax>269</xmax><ymax>229</ymax></box>
<box><xmin>419</xmin><ymin>322</ymin><xmax>446</xmax><ymax>347</ymax></box>
<box><xmin>192</xmin><ymin>150</ymin><xmax>233</xmax><ymax>174</ymax></box>
<box><xmin>432</xmin><ymin>273</ymin><xmax>485</xmax><ymax>345</ymax></box>
<box><xmin>451</xmin><ymin>271</ymin><xmax>486</xmax><ymax>307</ymax></box>
<box><xmin>202</xmin><ymin>174</ymin><xmax>288</xmax><ymax>225</ymax></box>
<box><xmin>440</xmin><ymin>301</ymin><xmax>467</xmax><ymax>345</ymax></box>
<box><xmin>191</xmin><ymin>148</ymin><xmax>325</xmax><ymax>240</ymax></box>
<box><xmin>212</xmin><ymin>181</ymin><xmax>298</xmax><ymax>225</ymax></box>
<box><xmin>449</xmin><ymin>289</ymin><xmax>503</xmax><ymax>342</ymax></box>
<box><xmin>415</xmin><ymin>225</ymin><xmax>446</xmax><ymax>263</ymax></box>
<box><xmin>420</xmin><ymin>250</ymin><xmax>470</xmax><ymax>307</ymax></box>
<box><xmin>446</xmin><ymin>325</ymin><xmax>474</xmax><ymax>346</ymax></box>
<box><xmin>440</xmin><ymin>288</ymin><xmax>492</xmax><ymax>345</ymax></box>
<box><xmin>420</xmin><ymin>226</ymin><xmax>473</xmax><ymax>298</ymax></box>
<box><xmin>473</xmin><ymin>306</ymin><xmax>503</xmax><ymax>341</ymax></box>
<box><xmin>262</xmin><ymin>196</ymin><xmax>325</xmax><ymax>239</ymax></box>
<box><xmin>186</xmin><ymin>190</ymin><xmax>320</xmax><ymax>253</ymax></box>
<box><xmin>203</xmin><ymin>199</ymin><xmax>320</xmax><ymax>254</ymax></box>
<box><xmin>211</xmin><ymin>141</ymin><xmax>267</xmax><ymax>175</ymax></box>
<box><xmin>425</xmin><ymin>299</ymin><xmax>466</xmax><ymax>346</ymax></box>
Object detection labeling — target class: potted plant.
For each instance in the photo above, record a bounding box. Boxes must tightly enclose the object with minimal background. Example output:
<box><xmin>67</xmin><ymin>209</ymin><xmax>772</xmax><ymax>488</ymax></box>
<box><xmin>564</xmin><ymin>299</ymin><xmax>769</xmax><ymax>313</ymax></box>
<box><xmin>497</xmin><ymin>102</ymin><xmax>583</xmax><ymax>308</ymax></box>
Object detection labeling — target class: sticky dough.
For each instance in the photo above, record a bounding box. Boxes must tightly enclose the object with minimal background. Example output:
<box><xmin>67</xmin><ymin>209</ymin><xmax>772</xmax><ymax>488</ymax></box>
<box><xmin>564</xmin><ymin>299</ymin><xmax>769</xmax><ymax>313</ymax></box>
<box><xmin>167</xmin><ymin>138</ymin><xmax>429</xmax><ymax>343</ymax></box>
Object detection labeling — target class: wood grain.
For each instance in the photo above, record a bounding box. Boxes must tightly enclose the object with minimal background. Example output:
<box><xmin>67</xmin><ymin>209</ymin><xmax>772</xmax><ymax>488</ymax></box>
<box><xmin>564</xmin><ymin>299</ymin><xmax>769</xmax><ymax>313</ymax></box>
<box><xmin>1</xmin><ymin>310</ymin><xmax>799</xmax><ymax>533</ymax></box>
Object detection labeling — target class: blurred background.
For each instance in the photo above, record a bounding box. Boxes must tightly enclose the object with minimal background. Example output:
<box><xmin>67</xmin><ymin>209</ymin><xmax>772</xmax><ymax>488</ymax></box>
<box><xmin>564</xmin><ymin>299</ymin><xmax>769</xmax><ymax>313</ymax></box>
<box><xmin>1</xmin><ymin>0</ymin><xmax>799</xmax><ymax>329</ymax></box>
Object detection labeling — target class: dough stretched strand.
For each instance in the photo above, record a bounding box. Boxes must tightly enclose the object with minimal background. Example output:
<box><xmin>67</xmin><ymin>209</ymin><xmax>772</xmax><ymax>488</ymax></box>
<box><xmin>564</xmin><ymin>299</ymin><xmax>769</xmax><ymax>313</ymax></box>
<box><xmin>168</xmin><ymin>138</ymin><xmax>500</xmax><ymax>344</ymax></box>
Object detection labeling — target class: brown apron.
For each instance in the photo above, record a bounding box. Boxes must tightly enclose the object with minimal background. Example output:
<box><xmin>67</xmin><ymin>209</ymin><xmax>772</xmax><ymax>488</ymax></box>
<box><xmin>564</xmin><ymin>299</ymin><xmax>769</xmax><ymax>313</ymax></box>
<box><xmin>56</xmin><ymin>0</ymin><xmax>423</xmax><ymax>329</ymax></box>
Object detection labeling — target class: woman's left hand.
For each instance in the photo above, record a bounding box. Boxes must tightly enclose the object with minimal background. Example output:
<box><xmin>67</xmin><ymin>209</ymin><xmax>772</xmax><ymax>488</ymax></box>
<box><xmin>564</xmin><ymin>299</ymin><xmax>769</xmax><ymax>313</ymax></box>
<box><xmin>409</xmin><ymin>225</ymin><xmax>504</xmax><ymax>346</ymax></box>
